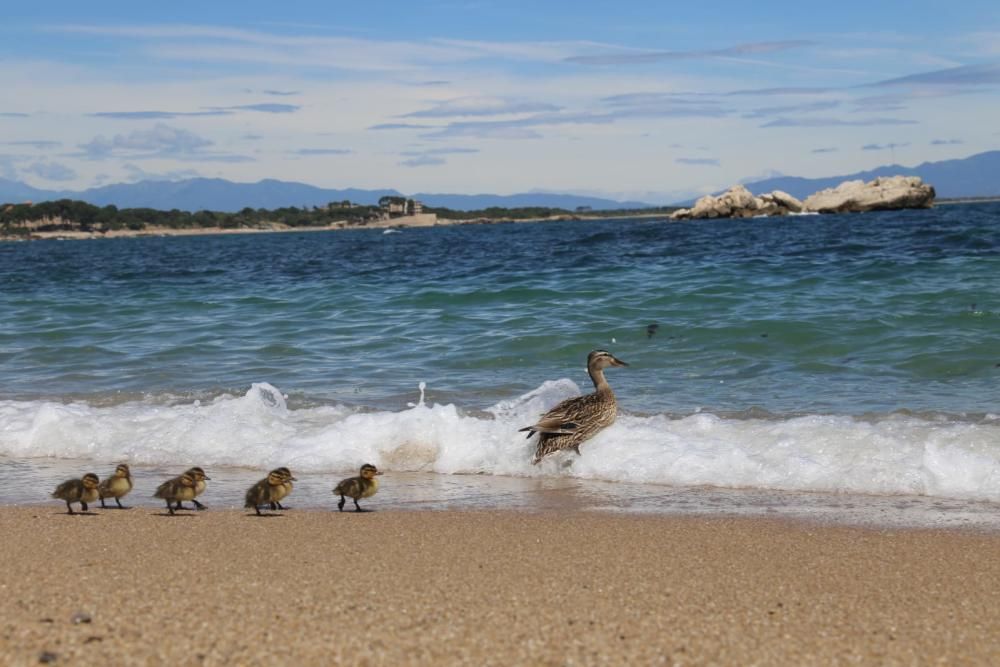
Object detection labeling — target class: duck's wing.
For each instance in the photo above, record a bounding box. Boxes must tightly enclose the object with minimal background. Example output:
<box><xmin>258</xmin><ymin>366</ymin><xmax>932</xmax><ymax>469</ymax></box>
<box><xmin>518</xmin><ymin>394</ymin><xmax>591</xmax><ymax>437</ymax></box>
<box><xmin>153</xmin><ymin>479</ymin><xmax>175</xmax><ymax>499</ymax></box>
<box><xmin>334</xmin><ymin>477</ymin><xmax>361</xmax><ymax>497</ymax></box>
<box><xmin>52</xmin><ymin>479</ymin><xmax>81</xmax><ymax>499</ymax></box>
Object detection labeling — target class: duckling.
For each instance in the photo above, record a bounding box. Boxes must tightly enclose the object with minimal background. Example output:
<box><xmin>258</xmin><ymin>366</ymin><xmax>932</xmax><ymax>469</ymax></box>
<box><xmin>98</xmin><ymin>463</ymin><xmax>133</xmax><ymax>509</ymax></box>
<box><xmin>245</xmin><ymin>468</ymin><xmax>295</xmax><ymax>516</ymax></box>
<box><xmin>520</xmin><ymin>349</ymin><xmax>629</xmax><ymax>464</ymax></box>
<box><xmin>268</xmin><ymin>466</ymin><xmax>296</xmax><ymax>511</ymax></box>
<box><xmin>153</xmin><ymin>471</ymin><xmax>197</xmax><ymax>515</ymax></box>
<box><xmin>51</xmin><ymin>473</ymin><xmax>100</xmax><ymax>515</ymax></box>
<box><xmin>333</xmin><ymin>464</ymin><xmax>382</xmax><ymax>512</ymax></box>
<box><xmin>174</xmin><ymin>466</ymin><xmax>210</xmax><ymax>510</ymax></box>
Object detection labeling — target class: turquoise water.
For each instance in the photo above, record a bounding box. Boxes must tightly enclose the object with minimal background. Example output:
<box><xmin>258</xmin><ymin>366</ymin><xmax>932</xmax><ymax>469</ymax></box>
<box><xmin>3</xmin><ymin>204</ymin><xmax>1000</xmax><ymax>504</ymax></box>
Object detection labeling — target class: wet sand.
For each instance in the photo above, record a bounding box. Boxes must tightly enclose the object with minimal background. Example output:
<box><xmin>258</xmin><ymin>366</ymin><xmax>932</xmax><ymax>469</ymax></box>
<box><xmin>3</xmin><ymin>507</ymin><xmax>1000</xmax><ymax>665</ymax></box>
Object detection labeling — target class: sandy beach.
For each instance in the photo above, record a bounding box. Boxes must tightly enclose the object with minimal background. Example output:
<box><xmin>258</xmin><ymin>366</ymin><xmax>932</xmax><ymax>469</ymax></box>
<box><xmin>3</xmin><ymin>508</ymin><xmax>1000</xmax><ymax>665</ymax></box>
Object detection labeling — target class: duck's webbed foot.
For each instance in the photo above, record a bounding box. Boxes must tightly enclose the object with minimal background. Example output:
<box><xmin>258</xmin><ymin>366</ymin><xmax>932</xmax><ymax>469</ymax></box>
<box><xmin>193</xmin><ymin>500</ymin><xmax>207</xmax><ymax>510</ymax></box>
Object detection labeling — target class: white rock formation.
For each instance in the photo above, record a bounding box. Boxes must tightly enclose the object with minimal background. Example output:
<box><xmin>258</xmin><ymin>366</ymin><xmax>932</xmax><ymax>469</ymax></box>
<box><xmin>802</xmin><ymin>175</ymin><xmax>935</xmax><ymax>213</ymax></box>
<box><xmin>671</xmin><ymin>185</ymin><xmax>804</xmax><ymax>220</ymax></box>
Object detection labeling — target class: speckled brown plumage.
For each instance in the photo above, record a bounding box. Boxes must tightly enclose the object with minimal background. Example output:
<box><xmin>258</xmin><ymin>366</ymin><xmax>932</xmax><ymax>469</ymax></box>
<box><xmin>520</xmin><ymin>350</ymin><xmax>628</xmax><ymax>464</ymax></box>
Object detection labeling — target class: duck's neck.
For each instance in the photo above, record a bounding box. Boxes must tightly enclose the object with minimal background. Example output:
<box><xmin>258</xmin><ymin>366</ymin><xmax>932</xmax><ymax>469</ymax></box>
<box><xmin>588</xmin><ymin>367</ymin><xmax>611</xmax><ymax>391</ymax></box>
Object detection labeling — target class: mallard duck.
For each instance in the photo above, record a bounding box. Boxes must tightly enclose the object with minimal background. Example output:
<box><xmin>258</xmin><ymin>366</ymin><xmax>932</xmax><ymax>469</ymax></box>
<box><xmin>268</xmin><ymin>466</ymin><xmax>296</xmax><ymax>511</ymax></box>
<box><xmin>52</xmin><ymin>473</ymin><xmax>100</xmax><ymax>514</ymax></box>
<box><xmin>245</xmin><ymin>468</ymin><xmax>296</xmax><ymax>516</ymax></box>
<box><xmin>520</xmin><ymin>349</ymin><xmax>629</xmax><ymax>464</ymax></box>
<box><xmin>153</xmin><ymin>471</ymin><xmax>197</xmax><ymax>515</ymax></box>
<box><xmin>98</xmin><ymin>463</ymin><xmax>133</xmax><ymax>509</ymax></box>
<box><xmin>333</xmin><ymin>464</ymin><xmax>382</xmax><ymax>512</ymax></box>
<box><xmin>175</xmin><ymin>467</ymin><xmax>210</xmax><ymax>510</ymax></box>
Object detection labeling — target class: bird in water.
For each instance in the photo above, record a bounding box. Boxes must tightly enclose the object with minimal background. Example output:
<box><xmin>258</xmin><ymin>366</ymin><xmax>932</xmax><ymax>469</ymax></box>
<box><xmin>333</xmin><ymin>464</ymin><xmax>382</xmax><ymax>512</ymax></box>
<box><xmin>520</xmin><ymin>349</ymin><xmax>629</xmax><ymax>464</ymax></box>
<box><xmin>646</xmin><ymin>323</ymin><xmax>659</xmax><ymax>339</ymax></box>
<box><xmin>245</xmin><ymin>468</ymin><xmax>297</xmax><ymax>516</ymax></box>
<box><xmin>98</xmin><ymin>463</ymin><xmax>133</xmax><ymax>509</ymax></box>
<box><xmin>51</xmin><ymin>473</ymin><xmax>101</xmax><ymax>514</ymax></box>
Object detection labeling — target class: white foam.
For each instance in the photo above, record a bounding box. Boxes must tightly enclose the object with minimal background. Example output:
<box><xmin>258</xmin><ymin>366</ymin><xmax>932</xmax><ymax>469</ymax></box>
<box><xmin>3</xmin><ymin>381</ymin><xmax>1000</xmax><ymax>501</ymax></box>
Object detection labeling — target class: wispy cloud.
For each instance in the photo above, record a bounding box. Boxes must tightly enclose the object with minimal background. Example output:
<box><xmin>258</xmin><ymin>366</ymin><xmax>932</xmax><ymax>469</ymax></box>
<box><xmin>862</xmin><ymin>142</ymin><xmax>910</xmax><ymax>151</ymax></box>
<box><xmin>811</xmin><ymin>147</ymin><xmax>838</xmax><ymax>153</ymax></box>
<box><xmin>742</xmin><ymin>100</ymin><xmax>840</xmax><ymax>119</ymax></box>
<box><xmin>399</xmin><ymin>155</ymin><xmax>446</xmax><ymax>167</ymax></box>
<box><xmin>369</xmin><ymin>123</ymin><xmax>433</xmax><ymax>130</ymax></box>
<box><xmin>262</xmin><ymin>89</ymin><xmax>299</xmax><ymax>96</ymax></box>
<box><xmin>869</xmin><ymin>62</ymin><xmax>1000</xmax><ymax>87</ymax></box>
<box><xmin>761</xmin><ymin>116</ymin><xmax>918</xmax><ymax>128</ymax></box>
<box><xmin>675</xmin><ymin>157</ymin><xmax>720</xmax><ymax>166</ymax></box>
<box><xmin>725</xmin><ymin>86</ymin><xmax>833</xmax><ymax>96</ymax></box>
<box><xmin>399</xmin><ymin>147</ymin><xmax>479</xmax><ymax>156</ymax></box>
<box><xmin>931</xmin><ymin>138</ymin><xmax>963</xmax><ymax>145</ymax></box>
<box><xmin>3</xmin><ymin>140</ymin><xmax>62</xmax><ymax>149</ymax></box>
<box><xmin>77</xmin><ymin>123</ymin><xmax>253</xmax><ymax>162</ymax></box>
<box><xmin>93</xmin><ymin>110</ymin><xmax>232</xmax><ymax>120</ymax></box>
<box><xmin>122</xmin><ymin>163</ymin><xmax>202</xmax><ymax>182</ymax></box>
<box><xmin>293</xmin><ymin>148</ymin><xmax>352</xmax><ymax>155</ymax></box>
<box><xmin>566</xmin><ymin>40</ymin><xmax>813</xmax><ymax>65</ymax></box>
<box><xmin>0</xmin><ymin>112</ymin><xmax>30</xmax><ymax>118</ymax></box>
<box><xmin>207</xmin><ymin>103</ymin><xmax>300</xmax><ymax>114</ymax></box>
<box><xmin>402</xmin><ymin>97</ymin><xmax>561</xmax><ymax>118</ymax></box>
<box><xmin>23</xmin><ymin>161</ymin><xmax>77</xmax><ymax>181</ymax></box>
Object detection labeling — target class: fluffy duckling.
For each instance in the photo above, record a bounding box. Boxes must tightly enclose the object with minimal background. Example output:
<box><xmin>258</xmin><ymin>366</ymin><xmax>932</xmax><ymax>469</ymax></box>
<box><xmin>153</xmin><ymin>471</ymin><xmax>197</xmax><ymax>515</ymax></box>
<box><xmin>245</xmin><ymin>468</ymin><xmax>296</xmax><ymax>516</ymax></box>
<box><xmin>520</xmin><ymin>349</ymin><xmax>628</xmax><ymax>464</ymax></box>
<box><xmin>98</xmin><ymin>463</ymin><xmax>133</xmax><ymax>509</ymax></box>
<box><xmin>268</xmin><ymin>466</ymin><xmax>296</xmax><ymax>511</ymax></box>
<box><xmin>175</xmin><ymin>466</ymin><xmax>210</xmax><ymax>510</ymax></box>
<box><xmin>51</xmin><ymin>473</ymin><xmax>100</xmax><ymax>515</ymax></box>
<box><xmin>333</xmin><ymin>464</ymin><xmax>382</xmax><ymax>512</ymax></box>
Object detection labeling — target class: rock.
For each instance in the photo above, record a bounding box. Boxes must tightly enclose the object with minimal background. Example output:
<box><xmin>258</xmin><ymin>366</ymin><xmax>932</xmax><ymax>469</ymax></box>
<box><xmin>671</xmin><ymin>185</ymin><xmax>803</xmax><ymax>220</ymax></box>
<box><xmin>803</xmin><ymin>175</ymin><xmax>935</xmax><ymax>213</ymax></box>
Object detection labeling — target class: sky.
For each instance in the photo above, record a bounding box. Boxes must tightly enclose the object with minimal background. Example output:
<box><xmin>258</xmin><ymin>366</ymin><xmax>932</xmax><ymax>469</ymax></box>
<box><xmin>1</xmin><ymin>0</ymin><xmax>998</xmax><ymax>203</ymax></box>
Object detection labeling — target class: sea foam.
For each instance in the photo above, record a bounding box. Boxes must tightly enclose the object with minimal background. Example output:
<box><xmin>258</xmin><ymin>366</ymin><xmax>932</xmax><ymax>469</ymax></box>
<box><xmin>2</xmin><ymin>380</ymin><xmax>1000</xmax><ymax>502</ymax></box>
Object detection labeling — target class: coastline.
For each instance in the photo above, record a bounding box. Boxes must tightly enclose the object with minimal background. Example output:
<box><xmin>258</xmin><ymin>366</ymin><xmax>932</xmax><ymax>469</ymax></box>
<box><xmin>4</xmin><ymin>507</ymin><xmax>1000</xmax><ymax>665</ymax></box>
<box><xmin>0</xmin><ymin>211</ymin><xmax>673</xmax><ymax>242</ymax></box>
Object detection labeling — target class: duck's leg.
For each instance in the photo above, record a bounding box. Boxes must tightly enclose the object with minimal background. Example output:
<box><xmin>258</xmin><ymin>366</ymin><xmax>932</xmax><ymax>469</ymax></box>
<box><xmin>115</xmin><ymin>497</ymin><xmax>125</xmax><ymax>509</ymax></box>
<box><xmin>166</xmin><ymin>500</ymin><xmax>175</xmax><ymax>515</ymax></box>
<box><xmin>65</xmin><ymin>501</ymin><xmax>75</xmax><ymax>515</ymax></box>
<box><xmin>354</xmin><ymin>498</ymin><xmax>364</xmax><ymax>512</ymax></box>
<box><xmin>100</xmin><ymin>496</ymin><xmax>108</xmax><ymax>509</ymax></box>
<box><xmin>81</xmin><ymin>501</ymin><xmax>89</xmax><ymax>512</ymax></box>
<box><xmin>269</xmin><ymin>502</ymin><xmax>277</xmax><ymax>510</ymax></box>
<box><xmin>254</xmin><ymin>505</ymin><xmax>262</xmax><ymax>516</ymax></box>
<box><xmin>337</xmin><ymin>496</ymin><xmax>346</xmax><ymax>512</ymax></box>
<box><xmin>275</xmin><ymin>501</ymin><xmax>286</xmax><ymax>510</ymax></box>
<box><xmin>192</xmin><ymin>499</ymin><xmax>207</xmax><ymax>510</ymax></box>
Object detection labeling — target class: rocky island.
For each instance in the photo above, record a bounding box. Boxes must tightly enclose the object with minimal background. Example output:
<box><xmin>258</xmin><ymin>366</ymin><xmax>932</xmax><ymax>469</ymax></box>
<box><xmin>672</xmin><ymin>175</ymin><xmax>935</xmax><ymax>220</ymax></box>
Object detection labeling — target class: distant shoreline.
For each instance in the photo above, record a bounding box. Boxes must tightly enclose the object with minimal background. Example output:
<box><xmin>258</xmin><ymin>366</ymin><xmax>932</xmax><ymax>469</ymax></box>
<box><xmin>0</xmin><ymin>211</ymin><xmax>673</xmax><ymax>242</ymax></box>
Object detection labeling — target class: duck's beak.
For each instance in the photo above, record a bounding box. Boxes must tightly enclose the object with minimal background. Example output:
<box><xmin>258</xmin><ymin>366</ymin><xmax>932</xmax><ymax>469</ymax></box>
<box><xmin>290</xmin><ymin>476</ymin><xmax>298</xmax><ymax>481</ymax></box>
<box><xmin>611</xmin><ymin>356</ymin><xmax>629</xmax><ymax>367</ymax></box>
<box><xmin>376</xmin><ymin>471</ymin><xmax>384</xmax><ymax>476</ymax></box>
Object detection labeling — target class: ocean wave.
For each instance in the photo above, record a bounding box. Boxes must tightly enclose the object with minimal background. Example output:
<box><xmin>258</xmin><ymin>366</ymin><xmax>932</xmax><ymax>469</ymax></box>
<box><xmin>2</xmin><ymin>381</ymin><xmax>1000</xmax><ymax>501</ymax></box>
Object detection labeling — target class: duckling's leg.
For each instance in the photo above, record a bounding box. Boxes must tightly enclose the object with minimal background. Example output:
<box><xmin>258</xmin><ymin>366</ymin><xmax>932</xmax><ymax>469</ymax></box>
<box><xmin>115</xmin><ymin>497</ymin><xmax>125</xmax><ymax>509</ymax></box>
<box><xmin>65</xmin><ymin>500</ymin><xmax>75</xmax><ymax>515</ymax></box>
<box><xmin>353</xmin><ymin>498</ymin><xmax>364</xmax><ymax>512</ymax></box>
<box><xmin>275</xmin><ymin>501</ymin><xmax>286</xmax><ymax>510</ymax></box>
<box><xmin>81</xmin><ymin>501</ymin><xmax>89</xmax><ymax>512</ymax></box>
<box><xmin>269</xmin><ymin>502</ymin><xmax>277</xmax><ymax>510</ymax></box>
<box><xmin>337</xmin><ymin>495</ymin><xmax>346</xmax><ymax>512</ymax></box>
<box><xmin>166</xmin><ymin>500</ymin><xmax>175</xmax><ymax>515</ymax></box>
<box><xmin>254</xmin><ymin>505</ymin><xmax>262</xmax><ymax>516</ymax></box>
<box><xmin>100</xmin><ymin>496</ymin><xmax>108</xmax><ymax>509</ymax></box>
<box><xmin>192</xmin><ymin>499</ymin><xmax>207</xmax><ymax>510</ymax></box>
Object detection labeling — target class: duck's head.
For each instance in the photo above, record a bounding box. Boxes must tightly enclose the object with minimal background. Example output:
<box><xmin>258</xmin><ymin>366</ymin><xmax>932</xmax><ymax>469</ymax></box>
<box><xmin>185</xmin><ymin>466</ymin><xmax>210</xmax><ymax>481</ymax></box>
<box><xmin>82</xmin><ymin>473</ymin><xmax>100</xmax><ymax>490</ymax></box>
<box><xmin>114</xmin><ymin>463</ymin><xmax>131</xmax><ymax>479</ymax></box>
<box><xmin>275</xmin><ymin>466</ymin><xmax>297</xmax><ymax>482</ymax></box>
<box><xmin>178</xmin><ymin>472</ymin><xmax>197</xmax><ymax>488</ymax></box>
<box><xmin>587</xmin><ymin>349</ymin><xmax>629</xmax><ymax>371</ymax></box>
<box><xmin>360</xmin><ymin>463</ymin><xmax>382</xmax><ymax>479</ymax></box>
<box><xmin>266</xmin><ymin>469</ymin><xmax>288</xmax><ymax>486</ymax></box>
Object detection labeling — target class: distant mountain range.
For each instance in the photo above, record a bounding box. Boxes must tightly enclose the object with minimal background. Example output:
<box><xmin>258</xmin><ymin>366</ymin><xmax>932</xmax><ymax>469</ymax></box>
<box><xmin>2</xmin><ymin>150</ymin><xmax>998</xmax><ymax>212</ymax></box>
<box><xmin>0</xmin><ymin>177</ymin><xmax>653</xmax><ymax>212</ymax></box>
<box><xmin>742</xmin><ymin>150</ymin><xmax>1000</xmax><ymax>201</ymax></box>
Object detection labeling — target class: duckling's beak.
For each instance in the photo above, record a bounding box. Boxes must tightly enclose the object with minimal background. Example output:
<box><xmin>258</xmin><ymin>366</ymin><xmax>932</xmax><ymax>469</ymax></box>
<box><xmin>611</xmin><ymin>357</ymin><xmax>629</xmax><ymax>367</ymax></box>
<box><xmin>376</xmin><ymin>471</ymin><xmax>384</xmax><ymax>475</ymax></box>
<box><xmin>290</xmin><ymin>476</ymin><xmax>298</xmax><ymax>481</ymax></box>
<box><xmin>204</xmin><ymin>475</ymin><xmax>212</xmax><ymax>480</ymax></box>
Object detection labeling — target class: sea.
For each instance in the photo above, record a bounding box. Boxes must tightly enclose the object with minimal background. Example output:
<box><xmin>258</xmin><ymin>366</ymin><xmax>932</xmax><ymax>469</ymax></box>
<box><xmin>3</xmin><ymin>203</ymin><xmax>1000</xmax><ymax>527</ymax></box>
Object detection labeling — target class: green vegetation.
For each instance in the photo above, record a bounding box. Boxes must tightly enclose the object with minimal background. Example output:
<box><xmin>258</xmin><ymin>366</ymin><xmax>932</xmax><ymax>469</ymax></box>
<box><xmin>0</xmin><ymin>198</ymin><xmax>679</xmax><ymax>238</ymax></box>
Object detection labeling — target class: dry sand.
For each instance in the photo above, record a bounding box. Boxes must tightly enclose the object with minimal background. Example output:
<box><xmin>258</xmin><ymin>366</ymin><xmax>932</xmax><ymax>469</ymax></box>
<box><xmin>3</xmin><ymin>507</ymin><xmax>1000</xmax><ymax>666</ymax></box>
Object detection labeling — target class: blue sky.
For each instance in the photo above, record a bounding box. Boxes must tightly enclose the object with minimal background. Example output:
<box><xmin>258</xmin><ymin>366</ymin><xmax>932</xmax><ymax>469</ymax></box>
<box><xmin>1</xmin><ymin>1</ymin><xmax>998</xmax><ymax>202</ymax></box>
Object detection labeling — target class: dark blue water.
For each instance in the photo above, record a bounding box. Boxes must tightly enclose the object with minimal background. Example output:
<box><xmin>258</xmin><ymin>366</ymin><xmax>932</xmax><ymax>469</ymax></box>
<box><xmin>2</xmin><ymin>204</ymin><xmax>998</xmax><ymax>415</ymax></box>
